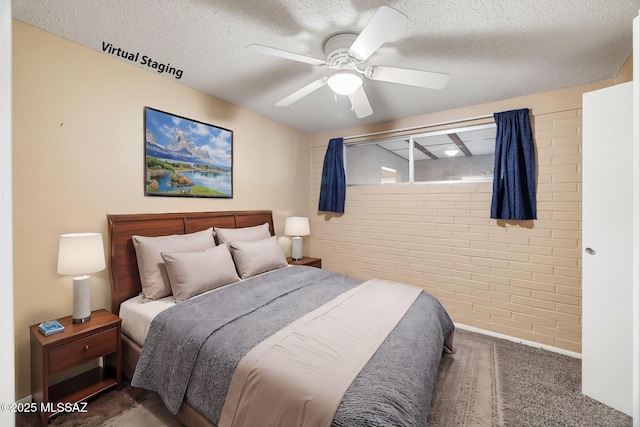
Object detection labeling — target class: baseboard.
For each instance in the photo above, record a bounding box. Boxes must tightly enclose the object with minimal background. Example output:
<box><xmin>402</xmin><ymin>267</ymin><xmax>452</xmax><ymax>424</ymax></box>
<box><xmin>455</xmin><ymin>323</ymin><xmax>582</xmax><ymax>359</ymax></box>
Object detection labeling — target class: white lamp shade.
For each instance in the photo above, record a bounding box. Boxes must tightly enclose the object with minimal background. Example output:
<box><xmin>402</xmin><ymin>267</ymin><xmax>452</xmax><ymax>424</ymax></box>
<box><xmin>327</xmin><ymin>73</ymin><xmax>363</xmax><ymax>96</ymax></box>
<box><xmin>57</xmin><ymin>233</ymin><xmax>106</xmax><ymax>276</ymax></box>
<box><xmin>285</xmin><ymin>217</ymin><xmax>310</xmax><ymax>237</ymax></box>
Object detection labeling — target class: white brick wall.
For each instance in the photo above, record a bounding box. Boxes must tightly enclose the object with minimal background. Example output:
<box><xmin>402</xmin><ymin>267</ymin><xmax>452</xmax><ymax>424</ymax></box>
<box><xmin>310</xmin><ymin>109</ymin><xmax>583</xmax><ymax>353</ymax></box>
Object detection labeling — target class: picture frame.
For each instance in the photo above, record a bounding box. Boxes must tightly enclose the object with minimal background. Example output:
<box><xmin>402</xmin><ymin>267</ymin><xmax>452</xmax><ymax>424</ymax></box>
<box><xmin>144</xmin><ymin>107</ymin><xmax>233</xmax><ymax>198</ymax></box>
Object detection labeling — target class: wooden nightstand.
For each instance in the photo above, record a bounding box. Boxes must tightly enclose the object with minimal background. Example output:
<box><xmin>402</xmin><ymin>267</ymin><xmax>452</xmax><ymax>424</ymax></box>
<box><xmin>30</xmin><ymin>309</ymin><xmax>121</xmax><ymax>425</ymax></box>
<box><xmin>287</xmin><ymin>256</ymin><xmax>322</xmax><ymax>269</ymax></box>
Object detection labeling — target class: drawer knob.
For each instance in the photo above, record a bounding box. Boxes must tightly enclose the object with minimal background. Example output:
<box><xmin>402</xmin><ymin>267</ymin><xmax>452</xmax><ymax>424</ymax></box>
<box><xmin>84</xmin><ymin>345</ymin><xmax>89</xmax><ymax>351</ymax></box>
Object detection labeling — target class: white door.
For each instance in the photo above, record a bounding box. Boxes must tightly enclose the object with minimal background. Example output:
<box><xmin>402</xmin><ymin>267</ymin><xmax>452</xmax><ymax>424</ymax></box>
<box><xmin>632</xmin><ymin>14</ymin><xmax>640</xmax><ymax>427</ymax></box>
<box><xmin>582</xmin><ymin>81</ymin><xmax>633</xmax><ymax>416</ymax></box>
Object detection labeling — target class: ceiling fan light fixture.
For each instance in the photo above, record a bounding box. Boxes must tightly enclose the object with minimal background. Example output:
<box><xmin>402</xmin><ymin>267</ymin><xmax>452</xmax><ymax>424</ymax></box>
<box><xmin>327</xmin><ymin>73</ymin><xmax>363</xmax><ymax>95</ymax></box>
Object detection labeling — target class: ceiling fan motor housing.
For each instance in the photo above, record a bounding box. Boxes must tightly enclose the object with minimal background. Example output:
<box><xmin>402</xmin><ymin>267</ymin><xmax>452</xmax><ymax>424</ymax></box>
<box><xmin>323</xmin><ymin>33</ymin><xmax>362</xmax><ymax>70</ymax></box>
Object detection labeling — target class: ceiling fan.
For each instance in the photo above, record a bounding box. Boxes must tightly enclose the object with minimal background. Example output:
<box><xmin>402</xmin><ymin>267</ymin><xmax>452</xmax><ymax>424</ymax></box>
<box><xmin>247</xmin><ymin>6</ymin><xmax>450</xmax><ymax>119</ymax></box>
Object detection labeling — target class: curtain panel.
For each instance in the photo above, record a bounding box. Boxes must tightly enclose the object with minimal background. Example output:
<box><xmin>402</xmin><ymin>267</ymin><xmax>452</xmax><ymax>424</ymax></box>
<box><xmin>490</xmin><ymin>108</ymin><xmax>537</xmax><ymax>220</ymax></box>
<box><xmin>318</xmin><ymin>137</ymin><xmax>346</xmax><ymax>213</ymax></box>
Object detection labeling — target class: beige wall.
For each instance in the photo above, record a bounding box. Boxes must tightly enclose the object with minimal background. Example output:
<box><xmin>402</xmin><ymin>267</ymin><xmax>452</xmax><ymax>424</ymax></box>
<box><xmin>309</xmin><ymin>57</ymin><xmax>632</xmax><ymax>354</ymax></box>
<box><xmin>12</xmin><ymin>21</ymin><xmax>311</xmax><ymax>399</ymax></box>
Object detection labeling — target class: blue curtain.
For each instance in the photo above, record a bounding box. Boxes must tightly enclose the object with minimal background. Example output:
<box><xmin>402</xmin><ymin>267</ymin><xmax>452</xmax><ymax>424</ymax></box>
<box><xmin>318</xmin><ymin>137</ymin><xmax>346</xmax><ymax>213</ymax></box>
<box><xmin>490</xmin><ymin>109</ymin><xmax>537</xmax><ymax>220</ymax></box>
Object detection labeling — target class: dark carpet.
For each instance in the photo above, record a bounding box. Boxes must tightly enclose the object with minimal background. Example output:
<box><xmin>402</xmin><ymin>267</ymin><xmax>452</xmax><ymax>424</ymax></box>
<box><xmin>17</xmin><ymin>328</ymin><xmax>632</xmax><ymax>426</ymax></box>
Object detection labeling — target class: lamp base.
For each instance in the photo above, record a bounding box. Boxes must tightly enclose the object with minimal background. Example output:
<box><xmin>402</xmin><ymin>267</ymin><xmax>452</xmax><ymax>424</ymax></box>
<box><xmin>72</xmin><ymin>275</ymin><xmax>92</xmax><ymax>323</ymax></box>
<box><xmin>291</xmin><ymin>236</ymin><xmax>303</xmax><ymax>261</ymax></box>
<box><xmin>72</xmin><ymin>314</ymin><xmax>91</xmax><ymax>324</ymax></box>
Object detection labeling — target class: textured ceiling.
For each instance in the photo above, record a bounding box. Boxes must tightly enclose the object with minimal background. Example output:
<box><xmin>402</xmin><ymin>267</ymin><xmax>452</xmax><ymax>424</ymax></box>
<box><xmin>12</xmin><ymin>0</ymin><xmax>640</xmax><ymax>134</ymax></box>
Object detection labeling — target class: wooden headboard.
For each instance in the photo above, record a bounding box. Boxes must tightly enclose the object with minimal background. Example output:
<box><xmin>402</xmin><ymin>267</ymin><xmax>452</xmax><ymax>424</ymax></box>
<box><xmin>107</xmin><ymin>210</ymin><xmax>275</xmax><ymax>314</ymax></box>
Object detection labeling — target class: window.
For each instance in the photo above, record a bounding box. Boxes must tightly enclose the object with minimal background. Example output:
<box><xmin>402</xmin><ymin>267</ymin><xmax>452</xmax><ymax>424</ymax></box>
<box><xmin>345</xmin><ymin>123</ymin><xmax>496</xmax><ymax>185</ymax></box>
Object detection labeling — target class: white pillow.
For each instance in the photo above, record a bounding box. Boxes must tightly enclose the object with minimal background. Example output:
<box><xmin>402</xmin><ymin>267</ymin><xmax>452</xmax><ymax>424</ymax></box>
<box><xmin>229</xmin><ymin>236</ymin><xmax>288</xmax><ymax>279</ymax></box>
<box><xmin>215</xmin><ymin>222</ymin><xmax>270</xmax><ymax>245</ymax></box>
<box><xmin>161</xmin><ymin>245</ymin><xmax>240</xmax><ymax>302</ymax></box>
<box><xmin>132</xmin><ymin>228</ymin><xmax>215</xmax><ymax>302</ymax></box>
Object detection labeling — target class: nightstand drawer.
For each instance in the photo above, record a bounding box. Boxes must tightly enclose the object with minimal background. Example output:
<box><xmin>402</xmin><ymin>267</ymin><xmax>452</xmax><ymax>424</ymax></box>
<box><xmin>49</xmin><ymin>327</ymin><xmax>118</xmax><ymax>375</ymax></box>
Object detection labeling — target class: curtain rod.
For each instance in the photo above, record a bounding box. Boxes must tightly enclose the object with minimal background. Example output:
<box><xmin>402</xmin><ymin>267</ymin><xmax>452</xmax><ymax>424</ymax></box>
<box><xmin>342</xmin><ymin>113</ymin><xmax>495</xmax><ymax>141</ymax></box>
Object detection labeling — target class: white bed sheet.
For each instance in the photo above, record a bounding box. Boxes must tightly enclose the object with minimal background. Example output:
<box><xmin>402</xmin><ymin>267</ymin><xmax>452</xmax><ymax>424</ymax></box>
<box><xmin>120</xmin><ymin>294</ymin><xmax>175</xmax><ymax>347</ymax></box>
<box><xmin>119</xmin><ymin>266</ymin><xmax>291</xmax><ymax>346</ymax></box>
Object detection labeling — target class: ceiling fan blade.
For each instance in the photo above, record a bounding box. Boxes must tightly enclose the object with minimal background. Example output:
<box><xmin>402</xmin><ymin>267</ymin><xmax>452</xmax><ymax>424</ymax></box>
<box><xmin>247</xmin><ymin>44</ymin><xmax>326</xmax><ymax>66</ymax></box>
<box><xmin>348</xmin><ymin>6</ymin><xmax>408</xmax><ymax>62</ymax></box>
<box><xmin>367</xmin><ymin>66</ymin><xmax>450</xmax><ymax>89</ymax></box>
<box><xmin>275</xmin><ymin>78</ymin><xmax>327</xmax><ymax>107</ymax></box>
<box><xmin>348</xmin><ymin>86</ymin><xmax>373</xmax><ymax>118</ymax></box>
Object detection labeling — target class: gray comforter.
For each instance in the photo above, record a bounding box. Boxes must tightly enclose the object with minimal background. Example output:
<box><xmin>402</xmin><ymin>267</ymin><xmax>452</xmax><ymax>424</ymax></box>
<box><xmin>132</xmin><ymin>266</ymin><xmax>454</xmax><ymax>426</ymax></box>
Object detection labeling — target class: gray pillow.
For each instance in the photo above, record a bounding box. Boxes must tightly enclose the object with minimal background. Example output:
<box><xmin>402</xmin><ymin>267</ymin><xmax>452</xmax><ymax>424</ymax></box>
<box><xmin>161</xmin><ymin>245</ymin><xmax>240</xmax><ymax>302</ymax></box>
<box><xmin>132</xmin><ymin>228</ymin><xmax>215</xmax><ymax>302</ymax></box>
<box><xmin>215</xmin><ymin>222</ymin><xmax>270</xmax><ymax>245</ymax></box>
<box><xmin>229</xmin><ymin>236</ymin><xmax>288</xmax><ymax>279</ymax></box>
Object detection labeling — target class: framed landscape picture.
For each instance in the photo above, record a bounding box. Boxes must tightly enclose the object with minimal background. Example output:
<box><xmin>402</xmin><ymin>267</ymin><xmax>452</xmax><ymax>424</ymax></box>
<box><xmin>144</xmin><ymin>107</ymin><xmax>233</xmax><ymax>198</ymax></box>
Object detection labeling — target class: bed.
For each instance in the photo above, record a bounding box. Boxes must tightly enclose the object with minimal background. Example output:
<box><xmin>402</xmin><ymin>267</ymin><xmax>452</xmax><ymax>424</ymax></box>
<box><xmin>107</xmin><ymin>210</ymin><xmax>454</xmax><ymax>427</ymax></box>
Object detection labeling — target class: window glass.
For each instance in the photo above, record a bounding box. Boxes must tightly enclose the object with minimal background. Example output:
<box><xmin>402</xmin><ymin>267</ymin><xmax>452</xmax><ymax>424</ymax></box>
<box><xmin>345</xmin><ymin>123</ymin><xmax>496</xmax><ymax>185</ymax></box>
<box><xmin>345</xmin><ymin>138</ymin><xmax>410</xmax><ymax>185</ymax></box>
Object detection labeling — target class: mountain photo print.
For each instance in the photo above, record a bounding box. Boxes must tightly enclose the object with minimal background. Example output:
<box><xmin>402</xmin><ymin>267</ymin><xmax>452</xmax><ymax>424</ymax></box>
<box><xmin>144</xmin><ymin>107</ymin><xmax>233</xmax><ymax>198</ymax></box>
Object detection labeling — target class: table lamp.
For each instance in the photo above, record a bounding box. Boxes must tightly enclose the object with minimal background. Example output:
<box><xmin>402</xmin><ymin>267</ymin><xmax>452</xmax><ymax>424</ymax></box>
<box><xmin>57</xmin><ymin>232</ymin><xmax>106</xmax><ymax>323</ymax></box>
<box><xmin>285</xmin><ymin>217</ymin><xmax>310</xmax><ymax>261</ymax></box>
